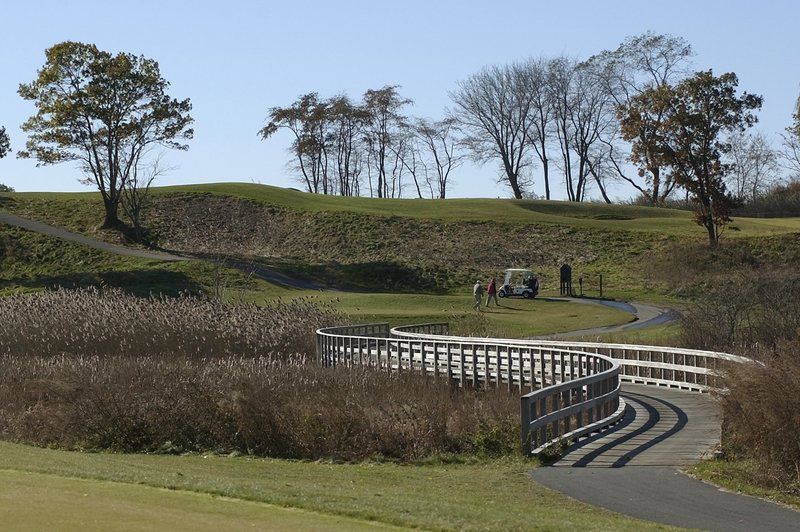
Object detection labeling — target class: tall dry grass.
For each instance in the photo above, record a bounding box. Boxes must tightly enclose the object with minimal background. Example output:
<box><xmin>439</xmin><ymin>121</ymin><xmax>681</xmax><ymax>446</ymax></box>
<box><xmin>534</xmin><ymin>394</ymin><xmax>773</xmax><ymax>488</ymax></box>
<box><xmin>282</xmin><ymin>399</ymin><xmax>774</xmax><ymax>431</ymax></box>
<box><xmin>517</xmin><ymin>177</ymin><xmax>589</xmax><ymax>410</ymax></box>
<box><xmin>681</xmin><ymin>272</ymin><xmax>800</xmax><ymax>492</ymax></box>
<box><xmin>0</xmin><ymin>355</ymin><xmax>517</xmax><ymax>459</ymax></box>
<box><xmin>0</xmin><ymin>288</ymin><xmax>518</xmax><ymax>460</ymax></box>
<box><xmin>0</xmin><ymin>287</ymin><xmax>333</xmax><ymax>359</ymax></box>
<box><xmin>718</xmin><ymin>339</ymin><xmax>800</xmax><ymax>491</ymax></box>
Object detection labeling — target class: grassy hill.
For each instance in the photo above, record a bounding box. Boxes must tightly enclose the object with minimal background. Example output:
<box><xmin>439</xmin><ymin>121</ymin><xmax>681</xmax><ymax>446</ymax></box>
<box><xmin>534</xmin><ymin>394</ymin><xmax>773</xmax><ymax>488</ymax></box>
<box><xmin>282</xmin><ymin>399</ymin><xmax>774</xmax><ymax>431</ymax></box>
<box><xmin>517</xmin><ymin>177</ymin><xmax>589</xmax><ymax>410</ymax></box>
<box><xmin>7</xmin><ymin>182</ymin><xmax>800</xmax><ymax>235</ymax></box>
<box><xmin>2</xmin><ymin>182</ymin><xmax>799</xmax><ymax>336</ymax></box>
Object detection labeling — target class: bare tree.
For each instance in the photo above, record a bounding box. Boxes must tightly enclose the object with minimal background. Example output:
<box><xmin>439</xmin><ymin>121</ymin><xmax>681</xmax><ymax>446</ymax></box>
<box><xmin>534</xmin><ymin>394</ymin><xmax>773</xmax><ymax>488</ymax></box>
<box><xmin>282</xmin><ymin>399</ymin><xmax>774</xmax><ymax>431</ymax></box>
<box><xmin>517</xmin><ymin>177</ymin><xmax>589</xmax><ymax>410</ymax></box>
<box><xmin>548</xmin><ymin>58</ymin><xmax>579</xmax><ymax>200</ymax></box>
<box><xmin>121</xmin><ymin>151</ymin><xmax>171</xmax><ymax>242</ymax></box>
<box><xmin>412</xmin><ymin>117</ymin><xmax>466</xmax><ymax>199</ymax></box>
<box><xmin>518</xmin><ymin>58</ymin><xmax>555</xmax><ymax>199</ymax></box>
<box><xmin>592</xmin><ymin>32</ymin><xmax>693</xmax><ymax>205</ymax></box>
<box><xmin>727</xmin><ymin>132</ymin><xmax>779</xmax><ymax>202</ymax></box>
<box><xmin>450</xmin><ymin>62</ymin><xmax>536</xmax><ymax>199</ymax></box>
<box><xmin>548</xmin><ymin>58</ymin><xmax>618</xmax><ymax>202</ymax></box>
<box><xmin>396</xmin><ymin>128</ymin><xmax>429</xmax><ymax>198</ymax></box>
<box><xmin>781</xmin><ymin>94</ymin><xmax>800</xmax><ymax>180</ymax></box>
<box><xmin>328</xmin><ymin>95</ymin><xmax>369</xmax><ymax>196</ymax></box>
<box><xmin>363</xmin><ymin>86</ymin><xmax>411</xmax><ymax>198</ymax></box>
<box><xmin>260</xmin><ymin>93</ymin><xmax>332</xmax><ymax>194</ymax></box>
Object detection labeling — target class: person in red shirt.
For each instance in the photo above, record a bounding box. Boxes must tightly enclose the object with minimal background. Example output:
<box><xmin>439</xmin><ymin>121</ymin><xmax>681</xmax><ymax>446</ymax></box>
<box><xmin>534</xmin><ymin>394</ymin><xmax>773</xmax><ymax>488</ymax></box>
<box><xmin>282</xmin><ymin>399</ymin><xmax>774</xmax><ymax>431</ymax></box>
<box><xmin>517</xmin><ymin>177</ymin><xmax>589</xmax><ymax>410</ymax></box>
<box><xmin>486</xmin><ymin>277</ymin><xmax>500</xmax><ymax>307</ymax></box>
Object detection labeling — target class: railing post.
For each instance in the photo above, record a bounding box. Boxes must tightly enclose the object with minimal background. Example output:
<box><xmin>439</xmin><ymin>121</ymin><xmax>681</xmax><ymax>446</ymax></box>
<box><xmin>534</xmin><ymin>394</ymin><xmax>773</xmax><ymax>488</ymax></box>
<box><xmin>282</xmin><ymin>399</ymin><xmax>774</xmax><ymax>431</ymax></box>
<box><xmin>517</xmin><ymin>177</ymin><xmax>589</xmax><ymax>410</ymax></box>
<box><xmin>521</xmin><ymin>396</ymin><xmax>532</xmax><ymax>455</ymax></box>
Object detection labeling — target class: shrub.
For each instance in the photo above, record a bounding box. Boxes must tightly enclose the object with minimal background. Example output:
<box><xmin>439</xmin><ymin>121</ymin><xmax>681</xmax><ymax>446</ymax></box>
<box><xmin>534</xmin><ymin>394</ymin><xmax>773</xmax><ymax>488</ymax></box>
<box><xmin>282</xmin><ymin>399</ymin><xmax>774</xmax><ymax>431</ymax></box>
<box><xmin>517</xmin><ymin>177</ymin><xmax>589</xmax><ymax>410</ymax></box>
<box><xmin>0</xmin><ymin>288</ymin><xmax>519</xmax><ymax>460</ymax></box>
<box><xmin>0</xmin><ymin>355</ymin><xmax>518</xmax><ymax>460</ymax></box>
<box><xmin>734</xmin><ymin>180</ymin><xmax>800</xmax><ymax>218</ymax></box>
<box><xmin>681</xmin><ymin>272</ymin><xmax>800</xmax><ymax>353</ymax></box>
<box><xmin>717</xmin><ymin>339</ymin><xmax>800</xmax><ymax>491</ymax></box>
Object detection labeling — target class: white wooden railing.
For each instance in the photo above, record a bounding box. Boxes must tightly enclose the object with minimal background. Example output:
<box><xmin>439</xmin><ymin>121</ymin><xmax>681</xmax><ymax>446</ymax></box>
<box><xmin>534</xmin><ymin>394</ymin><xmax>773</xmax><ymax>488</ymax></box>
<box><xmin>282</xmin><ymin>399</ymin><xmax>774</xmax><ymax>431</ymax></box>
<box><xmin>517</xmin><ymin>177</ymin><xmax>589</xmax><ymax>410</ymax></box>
<box><xmin>316</xmin><ymin>322</ymin><xmax>750</xmax><ymax>455</ymax></box>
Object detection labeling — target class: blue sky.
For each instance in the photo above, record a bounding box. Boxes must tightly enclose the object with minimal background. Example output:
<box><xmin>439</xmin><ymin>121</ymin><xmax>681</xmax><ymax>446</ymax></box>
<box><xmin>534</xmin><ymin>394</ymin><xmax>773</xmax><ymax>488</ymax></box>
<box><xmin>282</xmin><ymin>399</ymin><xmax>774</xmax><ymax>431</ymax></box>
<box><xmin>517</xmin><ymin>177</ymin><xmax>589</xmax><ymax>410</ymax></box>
<box><xmin>0</xmin><ymin>0</ymin><xmax>797</xmax><ymax>199</ymax></box>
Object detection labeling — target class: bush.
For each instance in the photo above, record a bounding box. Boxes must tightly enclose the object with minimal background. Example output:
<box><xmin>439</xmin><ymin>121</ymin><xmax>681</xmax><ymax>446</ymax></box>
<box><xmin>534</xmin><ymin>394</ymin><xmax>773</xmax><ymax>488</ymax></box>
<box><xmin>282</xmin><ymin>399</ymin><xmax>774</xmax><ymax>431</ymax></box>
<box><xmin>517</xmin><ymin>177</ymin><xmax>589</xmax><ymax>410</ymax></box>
<box><xmin>681</xmin><ymin>272</ymin><xmax>800</xmax><ymax>353</ymax></box>
<box><xmin>734</xmin><ymin>180</ymin><xmax>800</xmax><ymax>218</ymax></box>
<box><xmin>680</xmin><ymin>271</ymin><xmax>800</xmax><ymax>492</ymax></box>
<box><xmin>0</xmin><ymin>288</ymin><xmax>518</xmax><ymax>460</ymax></box>
<box><xmin>718</xmin><ymin>339</ymin><xmax>800</xmax><ymax>491</ymax></box>
<box><xmin>0</xmin><ymin>355</ymin><xmax>518</xmax><ymax>460</ymax></box>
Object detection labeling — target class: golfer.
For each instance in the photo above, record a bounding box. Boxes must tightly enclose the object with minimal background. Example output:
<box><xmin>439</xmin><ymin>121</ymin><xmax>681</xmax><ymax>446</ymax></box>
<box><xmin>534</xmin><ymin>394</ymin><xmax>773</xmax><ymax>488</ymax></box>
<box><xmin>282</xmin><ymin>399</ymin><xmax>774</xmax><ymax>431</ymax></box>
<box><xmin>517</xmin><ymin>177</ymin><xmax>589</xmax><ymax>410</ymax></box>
<box><xmin>486</xmin><ymin>277</ymin><xmax>500</xmax><ymax>307</ymax></box>
<box><xmin>473</xmin><ymin>280</ymin><xmax>484</xmax><ymax>311</ymax></box>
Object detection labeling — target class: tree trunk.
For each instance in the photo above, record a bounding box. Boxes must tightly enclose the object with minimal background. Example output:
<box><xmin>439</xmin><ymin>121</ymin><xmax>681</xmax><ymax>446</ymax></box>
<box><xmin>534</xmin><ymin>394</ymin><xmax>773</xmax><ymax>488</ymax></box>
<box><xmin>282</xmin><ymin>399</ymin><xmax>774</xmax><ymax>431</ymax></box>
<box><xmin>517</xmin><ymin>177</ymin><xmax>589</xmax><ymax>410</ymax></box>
<box><xmin>101</xmin><ymin>197</ymin><xmax>122</xmax><ymax>229</ymax></box>
<box><xmin>508</xmin><ymin>174</ymin><xmax>523</xmax><ymax>199</ymax></box>
<box><xmin>705</xmin><ymin>221</ymin><xmax>717</xmax><ymax>248</ymax></box>
<box><xmin>542</xmin><ymin>157</ymin><xmax>550</xmax><ymax>200</ymax></box>
<box><xmin>651</xmin><ymin>167</ymin><xmax>661</xmax><ymax>206</ymax></box>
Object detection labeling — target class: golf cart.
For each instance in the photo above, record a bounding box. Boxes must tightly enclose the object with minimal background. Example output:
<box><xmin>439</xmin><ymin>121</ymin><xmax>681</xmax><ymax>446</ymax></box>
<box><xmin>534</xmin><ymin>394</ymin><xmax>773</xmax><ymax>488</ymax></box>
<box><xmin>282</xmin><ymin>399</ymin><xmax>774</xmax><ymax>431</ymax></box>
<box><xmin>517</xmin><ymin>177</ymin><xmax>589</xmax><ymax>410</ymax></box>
<box><xmin>497</xmin><ymin>268</ymin><xmax>539</xmax><ymax>299</ymax></box>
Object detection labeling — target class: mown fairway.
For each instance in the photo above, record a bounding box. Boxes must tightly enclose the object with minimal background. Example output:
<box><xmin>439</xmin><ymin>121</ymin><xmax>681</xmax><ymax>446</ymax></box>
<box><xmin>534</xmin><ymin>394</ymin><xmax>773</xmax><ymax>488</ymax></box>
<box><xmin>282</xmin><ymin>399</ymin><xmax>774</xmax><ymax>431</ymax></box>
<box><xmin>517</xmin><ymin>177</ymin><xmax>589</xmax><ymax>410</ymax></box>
<box><xmin>255</xmin><ymin>290</ymin><xmax>634</xmax><ymax>338</ymax></box>
<box><xmin>0</xmin><ymin>470</ymin><xmax>388</xmax><ymax>531</ymax></box>
<box><xmin>0</xmin><ymin>442</ymin><xmax>668</xmax><ymax>531</ymax></box>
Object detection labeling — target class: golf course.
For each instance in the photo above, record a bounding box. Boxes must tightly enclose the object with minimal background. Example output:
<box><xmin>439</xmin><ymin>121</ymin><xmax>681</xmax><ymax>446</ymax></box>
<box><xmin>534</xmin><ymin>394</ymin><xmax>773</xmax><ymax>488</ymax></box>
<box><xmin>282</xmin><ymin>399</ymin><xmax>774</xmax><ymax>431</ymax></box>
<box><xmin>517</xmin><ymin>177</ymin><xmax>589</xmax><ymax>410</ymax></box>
<box><xmin>1</xmin><ymin>182</ymin><xmax>799</xmax><ymax>529</ymax></box>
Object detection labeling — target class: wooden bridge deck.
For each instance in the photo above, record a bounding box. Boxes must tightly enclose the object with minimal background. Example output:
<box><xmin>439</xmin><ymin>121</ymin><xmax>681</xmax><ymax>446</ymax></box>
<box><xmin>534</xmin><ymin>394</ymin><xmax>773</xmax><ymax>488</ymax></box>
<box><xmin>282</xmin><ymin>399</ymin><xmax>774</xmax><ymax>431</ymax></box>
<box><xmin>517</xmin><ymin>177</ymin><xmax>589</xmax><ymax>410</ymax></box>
<box><xmin>550</xmin><ymin>384</ymin><xmax>721</xmax><ymax>468</ymax></box>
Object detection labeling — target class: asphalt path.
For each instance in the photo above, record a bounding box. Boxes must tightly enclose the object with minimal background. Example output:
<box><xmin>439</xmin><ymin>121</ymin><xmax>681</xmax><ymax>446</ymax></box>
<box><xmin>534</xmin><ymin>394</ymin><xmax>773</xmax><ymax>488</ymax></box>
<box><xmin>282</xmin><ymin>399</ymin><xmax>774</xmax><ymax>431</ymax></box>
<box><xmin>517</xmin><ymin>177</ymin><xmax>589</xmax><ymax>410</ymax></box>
<box><xmin>532</xmin><ymin>385</ymin><xmax>800</xmax><ymax>531</ymax></box>
<box><xmin>536</xmin><ymin>298</ymin><xmax>678</xmax><ymax>339</ymax></box>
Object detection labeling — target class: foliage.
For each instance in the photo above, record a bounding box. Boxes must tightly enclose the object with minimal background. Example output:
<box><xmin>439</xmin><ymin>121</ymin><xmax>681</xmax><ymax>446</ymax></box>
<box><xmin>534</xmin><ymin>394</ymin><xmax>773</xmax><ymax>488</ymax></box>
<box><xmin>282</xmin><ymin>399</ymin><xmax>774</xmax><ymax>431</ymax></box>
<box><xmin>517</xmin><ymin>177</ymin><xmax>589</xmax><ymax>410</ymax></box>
<box><xmin>260</xmin><ymin>88</ymin><xmax>432</xmax><ymax>199</ymax></box>
<box><xmin>622</xmin><ymin>71</ymin><xmax>762</xmax><ymax>246</ymax></box>
<box><xmin>680</xmin><ymin>272</ymin><xmax>800</xmax><ymax>353</ymax></box>
<box><xmin>592</xmin><ymin>31</ymin><xmax>693</xmax><ymax>205</ymax></box>
<box><xmin>734</xmin><ymin>179</ymin><xmax>800</xmax><ymax>217</ymax></box>
<box><xmin>716</xmin><ymin>339</ymin><xmax>800</xmax><ymax>492</ymax></box>
<box><xmin>259</xmin><ymin>92</ymin><xmax>337</xmax><ymax>194</ymax></box>
<box><xmin>18</xmin><ymin>41</ymin><xmax>193</xmax><ymax>228</ymax></box>
<box><xmin>0</xmin><ymin>126</ymin><xmax>9</xmax><ymax>159</ymax></box>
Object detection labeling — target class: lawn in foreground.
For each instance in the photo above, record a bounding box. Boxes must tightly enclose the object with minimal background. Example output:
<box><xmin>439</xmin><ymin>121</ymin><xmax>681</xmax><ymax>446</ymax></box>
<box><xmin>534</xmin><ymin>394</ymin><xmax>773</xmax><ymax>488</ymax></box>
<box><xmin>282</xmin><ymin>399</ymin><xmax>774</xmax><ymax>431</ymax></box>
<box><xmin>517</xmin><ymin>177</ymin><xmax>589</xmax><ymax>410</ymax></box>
<box><xmin>689</xmin><ymin>459</ymin><xmax>800</xmax><ymax>511</ymax></box>
<box><xmin>0</xmin><ymin>470</ymin><xmax>387</xmax><ymax>532</ymax></box>
<box><xmin>257</xmin><ymin>289</ymin><xmax>635</xmax><ymax>338</ymax></box>
<box><xmin>0</xmin><ymin>442</ymin><xmax>669</xmax><ymax>531</ymax></box>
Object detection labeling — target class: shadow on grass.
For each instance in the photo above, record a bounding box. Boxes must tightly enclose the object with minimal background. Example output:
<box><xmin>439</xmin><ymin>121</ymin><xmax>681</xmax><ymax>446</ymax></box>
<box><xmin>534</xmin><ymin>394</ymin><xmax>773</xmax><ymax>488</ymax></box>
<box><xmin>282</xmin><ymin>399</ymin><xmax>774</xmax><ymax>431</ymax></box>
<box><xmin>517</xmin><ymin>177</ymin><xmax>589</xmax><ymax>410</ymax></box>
<box><xmin>250</xmin><ymin>257</ymin><xmax>458</xmax><ymax>294</ymax></box>
<box><xmin>0</xmin><ymin>269</ymin><xmax>205</xmax><ymax>297</ymax></box>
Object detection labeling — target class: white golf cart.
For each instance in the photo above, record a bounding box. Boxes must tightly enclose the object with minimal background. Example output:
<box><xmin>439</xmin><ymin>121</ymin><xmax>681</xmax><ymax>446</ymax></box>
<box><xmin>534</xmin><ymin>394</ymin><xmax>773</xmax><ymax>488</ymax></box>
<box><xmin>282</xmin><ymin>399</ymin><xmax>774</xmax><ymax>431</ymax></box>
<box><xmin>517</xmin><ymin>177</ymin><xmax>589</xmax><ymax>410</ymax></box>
<box><xmin>497</xmin><ymin>268</ymin><xmax>539</xmax><ymax>299</ymax></box>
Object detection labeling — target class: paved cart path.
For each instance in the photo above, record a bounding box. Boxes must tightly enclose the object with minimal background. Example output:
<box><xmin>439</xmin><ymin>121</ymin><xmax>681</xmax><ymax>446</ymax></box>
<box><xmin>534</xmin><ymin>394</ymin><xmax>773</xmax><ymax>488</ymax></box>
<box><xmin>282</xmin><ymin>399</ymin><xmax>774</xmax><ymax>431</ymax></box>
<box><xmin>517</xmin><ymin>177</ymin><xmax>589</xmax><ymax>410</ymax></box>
<box><xmin>0</xmin><ymin>211</ymin><xmax>187</xmax><ymax>262</ymax></box>
<box><xmin>0</xmin><ymin>210</ymin><xmax>320</xmax><ymax>289</ymax></box>
<box><xmin>532</xmin><ymin>385</ymin><xmax>800</xmax><ymax>531</ymax></box>
<box><xmin>536</xmin><ymin>299</ymin><xmax>678</xmax><ymax>339</ymax></box>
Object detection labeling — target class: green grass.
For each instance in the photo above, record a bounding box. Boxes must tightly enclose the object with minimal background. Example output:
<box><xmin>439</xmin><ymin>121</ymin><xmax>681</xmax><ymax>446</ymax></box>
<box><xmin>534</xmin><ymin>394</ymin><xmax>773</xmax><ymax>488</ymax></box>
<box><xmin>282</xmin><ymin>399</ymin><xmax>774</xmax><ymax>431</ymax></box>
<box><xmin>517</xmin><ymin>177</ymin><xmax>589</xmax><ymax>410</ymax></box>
<box><xmin>5</xmin><ymin>182</ymin><xmax>800</xmax><ymax>237</ymax></box>
<box><xmin>0</xmin><ymin>441</ymin><xmax>672</xmax><ymax>531</ymax></box>
<box><xmin>569</xmin><ymin>323</ymin><xmax>684</xmax><ymax>346</ymax></box>
<box><xmin>0</xmin><ymin>469</ymin><xmax>388</xmax><ymax>531</ymax></box>
<box><xmin>256</xmin><ymin>290</ymin><xmax>634</xmax><ymax>338</ymax></box>
<box><xmin>689</xmin><ymin>459</ymin><xmax>800</xmax><ymax>511</ymax></box>
<box><xmin>0</xmin><ymin>224</ymin><xmax>258</xmax><ymax>297</ymax></box>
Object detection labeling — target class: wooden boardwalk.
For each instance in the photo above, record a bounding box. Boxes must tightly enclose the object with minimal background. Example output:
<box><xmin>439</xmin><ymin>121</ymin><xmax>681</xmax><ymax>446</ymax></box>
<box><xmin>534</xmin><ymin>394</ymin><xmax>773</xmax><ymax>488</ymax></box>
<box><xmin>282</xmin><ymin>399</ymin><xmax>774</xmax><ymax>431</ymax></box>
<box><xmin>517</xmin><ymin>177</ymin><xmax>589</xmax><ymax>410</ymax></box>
<box><xmin>550</xmin><ymin>384</ymin><xmax>721</xmax><ymax>467</ymax></box>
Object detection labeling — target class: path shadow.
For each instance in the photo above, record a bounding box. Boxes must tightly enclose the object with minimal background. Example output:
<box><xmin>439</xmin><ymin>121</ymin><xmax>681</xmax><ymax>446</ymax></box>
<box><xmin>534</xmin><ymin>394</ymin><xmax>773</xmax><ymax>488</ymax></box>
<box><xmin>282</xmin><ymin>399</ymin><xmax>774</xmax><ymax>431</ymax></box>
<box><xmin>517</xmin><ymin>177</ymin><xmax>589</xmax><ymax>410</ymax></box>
<box><xmin>552</xmin><ymin>389</ymin><xmax>689</xmax><ymax>468</ymax></box>
<box><xmin>0</xmin><ymin>269</ymin><xmax>205</xmax><ymax>297</ymax></box>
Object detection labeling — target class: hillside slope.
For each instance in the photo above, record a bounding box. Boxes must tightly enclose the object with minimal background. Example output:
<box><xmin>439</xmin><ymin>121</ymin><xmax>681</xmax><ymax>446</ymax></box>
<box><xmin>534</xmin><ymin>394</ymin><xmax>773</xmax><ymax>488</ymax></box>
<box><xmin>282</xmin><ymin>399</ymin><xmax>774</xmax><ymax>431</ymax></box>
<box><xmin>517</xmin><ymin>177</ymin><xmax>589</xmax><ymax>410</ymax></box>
<box><xmin>3</xmin><ymin>183</ymin><xmax>799</xmax><ymax>299</ymax></box>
